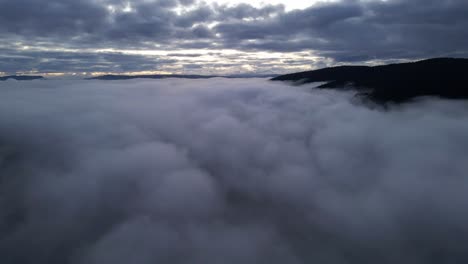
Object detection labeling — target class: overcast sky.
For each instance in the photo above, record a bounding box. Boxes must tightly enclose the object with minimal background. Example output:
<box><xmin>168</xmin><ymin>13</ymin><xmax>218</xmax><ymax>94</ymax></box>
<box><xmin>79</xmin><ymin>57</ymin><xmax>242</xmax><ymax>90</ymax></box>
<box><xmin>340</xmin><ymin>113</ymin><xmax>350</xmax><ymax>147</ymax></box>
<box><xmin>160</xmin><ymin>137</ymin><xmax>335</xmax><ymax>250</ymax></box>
<box><xmin>1</xmin><ymin>0</ymin><xmax>467</xmax><ymax>76</ymax></box>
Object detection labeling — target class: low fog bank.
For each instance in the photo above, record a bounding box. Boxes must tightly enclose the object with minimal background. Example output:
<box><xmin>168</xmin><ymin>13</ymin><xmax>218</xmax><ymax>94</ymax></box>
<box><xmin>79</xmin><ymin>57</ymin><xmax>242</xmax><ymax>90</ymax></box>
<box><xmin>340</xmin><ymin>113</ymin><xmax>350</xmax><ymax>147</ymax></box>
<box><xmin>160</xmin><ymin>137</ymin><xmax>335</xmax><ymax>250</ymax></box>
<box><xmin>1</xmin><ymin>78</ymin><xmax>468</xmax><ymax>264</ymax></box>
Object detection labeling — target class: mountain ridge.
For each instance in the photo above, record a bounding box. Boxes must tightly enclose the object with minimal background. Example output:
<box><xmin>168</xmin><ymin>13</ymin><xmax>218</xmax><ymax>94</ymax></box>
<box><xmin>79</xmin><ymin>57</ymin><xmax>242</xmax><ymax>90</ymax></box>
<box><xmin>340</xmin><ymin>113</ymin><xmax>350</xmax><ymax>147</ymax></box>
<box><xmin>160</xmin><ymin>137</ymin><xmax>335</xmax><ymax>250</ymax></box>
<box><xmin>88</xmin><ymin>74</ymin><xmax>278</xmax><ymax>80</ymax></box>
<box><xmin>271</xmin><ymin>58</ymin><xmax>468</xmax><ymax>103</ymax></box>
<box><xmin>0</xmin><ymin>75</ymin><xmax>44</xmax><ymax>81</ymax></box>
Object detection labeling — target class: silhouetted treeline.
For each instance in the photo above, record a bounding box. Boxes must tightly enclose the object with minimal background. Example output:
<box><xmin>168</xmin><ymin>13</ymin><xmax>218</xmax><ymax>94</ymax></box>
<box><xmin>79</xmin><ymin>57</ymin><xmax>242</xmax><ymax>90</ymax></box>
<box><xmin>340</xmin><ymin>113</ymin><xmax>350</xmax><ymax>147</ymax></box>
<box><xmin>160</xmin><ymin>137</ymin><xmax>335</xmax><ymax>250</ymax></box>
<box><xmin>272</xmin><ymin>58</ymin><xmax>468</xmax><ymax>103</ymax></box>
<box><xmin>0</xmin><ymin>75</ymin><xmax>44</xmax><ymax>81</ymax></box>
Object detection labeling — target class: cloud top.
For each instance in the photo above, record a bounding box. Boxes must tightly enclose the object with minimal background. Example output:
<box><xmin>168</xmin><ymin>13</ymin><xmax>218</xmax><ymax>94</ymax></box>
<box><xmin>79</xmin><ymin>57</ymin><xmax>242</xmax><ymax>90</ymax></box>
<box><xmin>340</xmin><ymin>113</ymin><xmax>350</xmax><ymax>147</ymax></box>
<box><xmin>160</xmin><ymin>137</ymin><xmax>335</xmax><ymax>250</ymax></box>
<box><xmin>1</xmin><ymin>78</ymin><xmax>468</xmax><ymax>263</ymax></box>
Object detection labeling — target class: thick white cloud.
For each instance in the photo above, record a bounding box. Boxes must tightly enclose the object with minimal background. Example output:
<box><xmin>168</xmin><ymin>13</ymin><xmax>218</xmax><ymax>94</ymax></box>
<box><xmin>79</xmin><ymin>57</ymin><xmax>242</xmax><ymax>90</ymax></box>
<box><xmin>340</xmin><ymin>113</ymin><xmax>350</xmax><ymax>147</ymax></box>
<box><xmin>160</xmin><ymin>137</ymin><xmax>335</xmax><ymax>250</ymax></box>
<box><xmin>1</xmin><ymin>78</ymin><xmax>468</xmax><ymax>263</ymax></box>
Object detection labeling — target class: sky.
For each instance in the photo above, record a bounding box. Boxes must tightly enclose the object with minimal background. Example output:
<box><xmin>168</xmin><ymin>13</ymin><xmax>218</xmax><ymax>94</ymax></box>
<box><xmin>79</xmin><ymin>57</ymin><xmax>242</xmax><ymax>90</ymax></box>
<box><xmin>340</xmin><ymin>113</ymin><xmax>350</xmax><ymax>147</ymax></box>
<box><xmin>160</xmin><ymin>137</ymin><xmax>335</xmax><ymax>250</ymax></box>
<box><xmin>1</xmin><ymin>0</ymin><xmax>468</xmax><ymax>76</ymax></box>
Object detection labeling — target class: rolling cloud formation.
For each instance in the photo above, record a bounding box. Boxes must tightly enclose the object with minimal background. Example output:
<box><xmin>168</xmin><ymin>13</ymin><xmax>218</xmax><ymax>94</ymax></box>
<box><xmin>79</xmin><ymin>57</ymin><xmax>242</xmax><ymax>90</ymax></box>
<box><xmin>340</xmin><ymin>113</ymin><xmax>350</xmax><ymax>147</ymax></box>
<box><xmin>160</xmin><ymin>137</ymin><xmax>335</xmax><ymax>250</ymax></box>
<box><xmin>1</xmin><ymin>79</ymin><xmax>468</xmax><ymax>263</ymax></box>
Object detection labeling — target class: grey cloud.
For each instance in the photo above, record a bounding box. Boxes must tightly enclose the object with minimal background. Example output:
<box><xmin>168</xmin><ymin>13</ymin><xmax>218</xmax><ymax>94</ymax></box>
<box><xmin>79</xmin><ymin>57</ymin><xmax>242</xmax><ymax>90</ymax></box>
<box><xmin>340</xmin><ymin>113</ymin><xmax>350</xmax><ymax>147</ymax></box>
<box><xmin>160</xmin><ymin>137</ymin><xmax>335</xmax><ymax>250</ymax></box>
<box><xmin>214</xmin><ymin>0</ymin><xmax>468</xmax><ymax>61</ymax></box>
<box><xmin>0</xmin><ymin>0</ymin><xmax>107</xmax><ymax>36</ymax></box>
<box><xmin>166</xmin><ymin>53</ymin><xmax>203</xmax><ymax>57</ymax></box>
<box><xmin>175</xmin><ymin>5</ymin><xmax>215</xmax><ymax>27</ymax></box>
<box><xmin>0</xmin><ymin>0</ymin><xmax>283</xmax><ymax>45</ymax></box>
<box><xmin>0</xmin><ymin>45</ymin><xmax>310</xmax><ymax>75</ymax></box>
<box><xmin>103</xmin><ymin>2</ymin><xmax>178</xmax><ymax>42</ymax></box>
<box><xmin>214</xmin><ymin>3</ymin><xmax>285</xmax><ymax>20</ymax></box>
<box><xmin>1</xmin><ymin>79</ymin><xmax>468</xmax><ymax>263</ymax></box>
<box><xmin>178</xmin><ymin>24</ymin><xmax>215</xmax><ymax>39</ymax></box>
<box><xmin>280</xmin><ymin>2</ymin><xmax>364</xmax><ymax>29</ymax></box>
<box><xmin>178</xmin><ymin>0</ymin><xmax>196</xmax><ymax>5</ymax></box>
<box><xmin>213</xmin><ymin>2</ymin><xmax>367</xmax><ymax>42</ymax></box>
<box><xmin>1</xmin><ymin>0</ymin><xmax>468</xmax><ymax>73</ymax></box>
<box><xmin>0</xmin><ymin>48</ymin><xmax>177</xmax><ymax>73</ymax></box>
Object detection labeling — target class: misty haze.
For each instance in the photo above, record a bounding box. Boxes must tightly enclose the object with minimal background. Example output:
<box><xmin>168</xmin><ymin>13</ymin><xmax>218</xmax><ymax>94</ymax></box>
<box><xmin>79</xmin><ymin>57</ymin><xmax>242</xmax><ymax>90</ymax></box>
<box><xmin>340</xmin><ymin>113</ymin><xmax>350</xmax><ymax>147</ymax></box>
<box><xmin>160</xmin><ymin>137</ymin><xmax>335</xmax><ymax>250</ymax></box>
<box><xmin>1</xmin><ymin>78</ymin><xmax>468</xmax><ymax>263</ymax></box>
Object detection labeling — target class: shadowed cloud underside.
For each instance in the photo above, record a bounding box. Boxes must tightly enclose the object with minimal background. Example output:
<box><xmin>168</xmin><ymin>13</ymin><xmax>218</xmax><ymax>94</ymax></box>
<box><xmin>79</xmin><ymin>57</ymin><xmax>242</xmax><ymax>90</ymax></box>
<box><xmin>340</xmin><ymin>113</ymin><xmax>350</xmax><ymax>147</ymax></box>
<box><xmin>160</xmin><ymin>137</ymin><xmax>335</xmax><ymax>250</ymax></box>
<box><xmin>0</xmin><ymin>0</ymin><xmax>467</xmax><ymax>75</ymax></box>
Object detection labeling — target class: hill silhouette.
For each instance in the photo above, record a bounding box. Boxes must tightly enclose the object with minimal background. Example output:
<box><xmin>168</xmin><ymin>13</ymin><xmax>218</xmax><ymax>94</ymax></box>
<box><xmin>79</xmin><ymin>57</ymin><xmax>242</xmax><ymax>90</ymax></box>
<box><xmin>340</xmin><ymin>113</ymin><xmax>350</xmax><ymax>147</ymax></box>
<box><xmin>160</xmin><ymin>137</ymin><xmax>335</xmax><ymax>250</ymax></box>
<box><xmin>87</xmin><ymin>74</ymin><xmax>218</xmax><ymax>80</ymax></box>
<box><xmin>0</xmin><ymin>75</ymin><xmax>44</xmax><ymax>81</ymax></box>
<box><xmin>88</xmin><ymin>74</ymin><xmax>278</xmax><ymax>80</ymax></box>
<box><xmin>272</xmin><ymin>58</ymin><xmax>468</xmax><ymax>103</ymax></box>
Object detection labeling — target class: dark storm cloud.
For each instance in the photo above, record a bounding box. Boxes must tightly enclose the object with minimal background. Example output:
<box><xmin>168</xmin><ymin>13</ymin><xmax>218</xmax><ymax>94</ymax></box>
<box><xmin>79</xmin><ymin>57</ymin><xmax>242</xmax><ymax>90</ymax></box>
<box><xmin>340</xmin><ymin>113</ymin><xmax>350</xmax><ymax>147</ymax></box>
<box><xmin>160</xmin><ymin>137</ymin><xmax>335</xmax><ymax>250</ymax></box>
<box><xmin>1</xmin><ymin>79</ymin><xmax>468</xmax><ymax>263</ymax></box>
<box><xmin>0</xmin><ymin>0</ymin><xmax>467</xmax><ymax>73</ymax></box>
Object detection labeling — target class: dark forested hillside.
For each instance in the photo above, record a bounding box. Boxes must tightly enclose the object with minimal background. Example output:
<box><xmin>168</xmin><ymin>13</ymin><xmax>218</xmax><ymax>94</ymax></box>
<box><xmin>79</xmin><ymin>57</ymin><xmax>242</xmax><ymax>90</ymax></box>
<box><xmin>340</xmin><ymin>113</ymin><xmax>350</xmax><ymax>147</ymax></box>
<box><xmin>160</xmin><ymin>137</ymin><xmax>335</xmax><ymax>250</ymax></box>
<box><xmin>0</xmin><ymin>75</ymin><xmax>44</xmax><ymax>81</ymax></box>
<box><xmin>272</xmin><ymin>58</ymin><xmax>468</xmax><ymax>103</ymax></box>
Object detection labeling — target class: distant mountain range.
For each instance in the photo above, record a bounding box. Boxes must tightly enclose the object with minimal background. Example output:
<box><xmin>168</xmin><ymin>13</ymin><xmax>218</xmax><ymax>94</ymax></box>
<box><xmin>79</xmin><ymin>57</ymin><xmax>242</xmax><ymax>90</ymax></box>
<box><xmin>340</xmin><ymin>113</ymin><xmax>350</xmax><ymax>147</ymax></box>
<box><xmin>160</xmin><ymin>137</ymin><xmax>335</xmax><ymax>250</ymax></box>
<box><xmin>87</xmin><ymin>73</ymin><xmax>278</xmax><ymax>80</ymax></box>
<box><xmin>4</xmin><ymin>58</ymin><xmax>468</xmax><ymax>104</ymax></box>
<box><xmin>0</xmin><ymin>75</ymin><xmax>44</xmax><ymax>81</ymax></box>
<box><xmin>87</xmin><ymin>74</ymin><xmax>215</xmax><ymax>80</ymax></box>
<box><xmin>272</xmin><ymin>58</ymin><xmax>468</xmax><ymax>103</ymax></box>
<box><xmin>0</xmin><ymin>74</ymin><xmax>279</xmax><ymax>82</ymax></box>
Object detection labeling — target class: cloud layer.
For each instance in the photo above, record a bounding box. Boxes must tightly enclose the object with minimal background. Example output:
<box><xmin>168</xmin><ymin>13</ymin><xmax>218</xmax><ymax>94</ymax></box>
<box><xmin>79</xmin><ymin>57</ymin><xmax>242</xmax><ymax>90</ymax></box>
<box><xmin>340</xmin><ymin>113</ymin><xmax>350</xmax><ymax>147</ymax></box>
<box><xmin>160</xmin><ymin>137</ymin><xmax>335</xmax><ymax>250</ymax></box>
<box><xmin>1</xmin><ymin>78</ymin><xmax>468</xmax><ymax>263</ymax></box>
<box><xmin>1</xmin><ymin>0</ymin><xmax>467</xmax><ymax>74</ymax></box>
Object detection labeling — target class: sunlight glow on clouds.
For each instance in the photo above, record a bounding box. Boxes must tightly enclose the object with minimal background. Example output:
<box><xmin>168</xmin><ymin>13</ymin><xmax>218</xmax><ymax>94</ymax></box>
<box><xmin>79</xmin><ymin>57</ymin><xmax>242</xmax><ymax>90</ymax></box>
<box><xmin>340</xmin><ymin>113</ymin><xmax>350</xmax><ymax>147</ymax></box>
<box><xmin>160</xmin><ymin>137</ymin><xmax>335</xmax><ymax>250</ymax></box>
<box><xmin>1</xmin><ymin>0</ymin><xmax>467</xmax><ymax>75</ymax></box>
<box><xmin>203</xmin><ymin>0</ymin><xmax>332</xmax><ymax>10</ymax></box>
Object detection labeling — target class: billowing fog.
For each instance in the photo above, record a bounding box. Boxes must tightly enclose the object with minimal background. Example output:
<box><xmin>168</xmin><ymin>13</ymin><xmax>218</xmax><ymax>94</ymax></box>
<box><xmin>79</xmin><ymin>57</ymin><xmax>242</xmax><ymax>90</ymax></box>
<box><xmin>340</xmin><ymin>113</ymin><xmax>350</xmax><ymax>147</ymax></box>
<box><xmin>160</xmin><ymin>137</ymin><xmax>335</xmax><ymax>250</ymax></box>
<box><xmin>1</xmin><ymin>78</ymin><xmax>468</xmax><ymax>263</ymax></box>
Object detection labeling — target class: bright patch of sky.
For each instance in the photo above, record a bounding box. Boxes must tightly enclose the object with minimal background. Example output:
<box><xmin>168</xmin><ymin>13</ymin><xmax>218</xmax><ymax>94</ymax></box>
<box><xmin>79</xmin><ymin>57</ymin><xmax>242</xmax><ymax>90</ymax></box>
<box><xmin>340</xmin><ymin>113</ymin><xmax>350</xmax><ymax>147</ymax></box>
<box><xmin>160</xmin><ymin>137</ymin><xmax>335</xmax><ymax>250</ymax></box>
<box><xmin>203</xmin><ymin>0</ymin><xmax>334</xmax><ymax>11</ymax></box>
